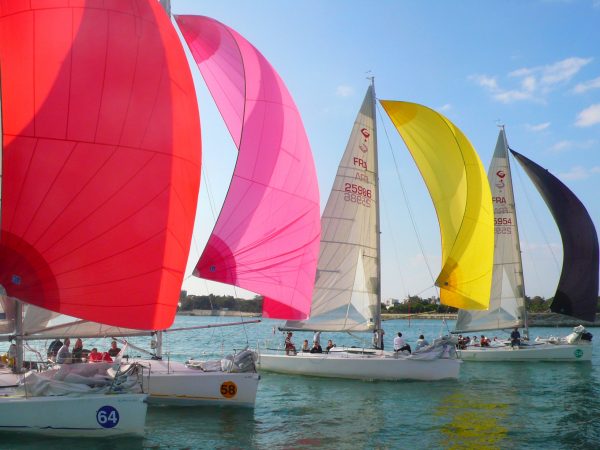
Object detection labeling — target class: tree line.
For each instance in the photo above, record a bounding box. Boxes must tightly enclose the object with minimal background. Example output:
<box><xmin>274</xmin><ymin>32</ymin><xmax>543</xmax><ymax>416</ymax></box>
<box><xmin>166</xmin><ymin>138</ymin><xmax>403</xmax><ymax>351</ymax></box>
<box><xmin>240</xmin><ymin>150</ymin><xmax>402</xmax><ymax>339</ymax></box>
<box><xmin>179</xmin><ymin>292</ymin><xmax>263</xmax><ymax>313</ymax></box>
<box><xmin>179</xmin><ymin>292</ymin><xmax>600</xmax><ymax>315</ymax></box>
<box><xmin>383</xmin><ymin>295</ymin><xmax>600</xmax><ymax>314</ymax></box>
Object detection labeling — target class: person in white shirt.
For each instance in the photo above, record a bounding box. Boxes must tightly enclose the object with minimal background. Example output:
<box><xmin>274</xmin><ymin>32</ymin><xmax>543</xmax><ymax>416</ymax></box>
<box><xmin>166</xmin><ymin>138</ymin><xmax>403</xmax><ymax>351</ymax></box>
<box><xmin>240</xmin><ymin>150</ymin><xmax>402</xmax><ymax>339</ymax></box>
<box><xmin>393</xmin><ymin>332</ymin><xmax>411</xmax><ymax>354</ymax></box>
<box><xmin>56</xmin><ymin>338</ymin><xmax>72</xmax><ymax>364</ymax></box>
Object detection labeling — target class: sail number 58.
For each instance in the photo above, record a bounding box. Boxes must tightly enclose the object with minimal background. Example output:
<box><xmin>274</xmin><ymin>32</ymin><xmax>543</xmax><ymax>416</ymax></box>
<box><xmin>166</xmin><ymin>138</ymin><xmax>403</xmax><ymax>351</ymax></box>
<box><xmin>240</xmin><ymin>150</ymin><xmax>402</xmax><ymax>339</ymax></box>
<box><xmin>220</xmin><ymin>381</ymin><xmax>237</xmax><ymax>398</ymax></box>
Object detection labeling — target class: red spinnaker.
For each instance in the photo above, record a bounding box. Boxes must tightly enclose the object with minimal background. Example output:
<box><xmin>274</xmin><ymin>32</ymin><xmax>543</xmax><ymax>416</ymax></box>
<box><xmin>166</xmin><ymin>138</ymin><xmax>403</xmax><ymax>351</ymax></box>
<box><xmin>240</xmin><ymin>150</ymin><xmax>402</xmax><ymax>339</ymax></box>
<box><xmin>0</xmin><ymin>1</ymin><xmax>201</xmax><ymax>330</ymax></box>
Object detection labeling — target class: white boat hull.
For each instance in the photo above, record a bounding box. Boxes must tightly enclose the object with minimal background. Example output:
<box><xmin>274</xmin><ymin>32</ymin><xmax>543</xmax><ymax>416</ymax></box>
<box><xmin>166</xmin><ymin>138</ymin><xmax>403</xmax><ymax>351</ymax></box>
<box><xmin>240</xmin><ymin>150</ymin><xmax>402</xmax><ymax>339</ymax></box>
<box><xmin>257</xmin><ymin>352</ymin><xmax>461</xmax><ymax>380</ymax></box>
<box><xmin>138</xmin><ymin>360</ymin><xmax>259</xmax><ymax>407</ymax></box>
<box><xmin>458</xmin><ymin>342</ymin><xmax>592</xmax><ymax>361</ymax></box>
<box><xmin>0</xmin><ymin>393</ymin><xmax>147</xmax><ymax>437</ymax></box>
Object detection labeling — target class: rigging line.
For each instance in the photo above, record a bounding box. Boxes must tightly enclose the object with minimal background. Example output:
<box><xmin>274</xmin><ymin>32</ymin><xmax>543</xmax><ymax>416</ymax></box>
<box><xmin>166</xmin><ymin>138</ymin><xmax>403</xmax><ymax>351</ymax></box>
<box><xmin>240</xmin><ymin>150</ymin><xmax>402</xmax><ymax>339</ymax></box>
<box><xmin>375</xmin><ymin>102</ymin><xmax>438</xmax><ymax>293</ymax></box>
<box><xmin>194</xmin><ymin>165</ymin><xmax>220</xmax><ymax>258</ymax></box>
<box><xmin>379</xmin><ymin>188</ymin><xmax>408</xmax><ymax>297</ymax></box>
<box><xmin>231</xmin><ymin>285</ymin><xmax>250</xmax><ymax>345</ymax></box>
<box><xmin>511</xmin><ymin>151</ymin><xmax>561</xmax><ymax>271</ymax></box>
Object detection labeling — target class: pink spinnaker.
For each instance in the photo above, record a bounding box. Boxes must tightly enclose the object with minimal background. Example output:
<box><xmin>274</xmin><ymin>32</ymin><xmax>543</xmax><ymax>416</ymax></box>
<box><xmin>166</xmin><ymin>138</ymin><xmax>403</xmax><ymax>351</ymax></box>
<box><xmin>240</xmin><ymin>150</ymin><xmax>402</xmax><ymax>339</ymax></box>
<box><xmin>176</xmin><ymin>15</ymin><xmax>320</xmax><ymax>320</ymax></box>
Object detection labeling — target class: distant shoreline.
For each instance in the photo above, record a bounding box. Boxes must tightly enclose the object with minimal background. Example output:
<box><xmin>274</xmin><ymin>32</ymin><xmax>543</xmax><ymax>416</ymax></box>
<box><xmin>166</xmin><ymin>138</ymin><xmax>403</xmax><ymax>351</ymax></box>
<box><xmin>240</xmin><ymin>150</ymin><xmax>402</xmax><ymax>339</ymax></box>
<box><xmin>177</xmin><ymin>309</ymin><xmax>261</xmax><ymax>318</ymax></box>
<box><xmin>381</xmin><ymin>312</ymin><xmax>600</xmax><ymax>327</ymax></box>
<box><xmin>176</xmin><ymin>310</ymin><xmax>599</xmax><ymax>327</ymax></box>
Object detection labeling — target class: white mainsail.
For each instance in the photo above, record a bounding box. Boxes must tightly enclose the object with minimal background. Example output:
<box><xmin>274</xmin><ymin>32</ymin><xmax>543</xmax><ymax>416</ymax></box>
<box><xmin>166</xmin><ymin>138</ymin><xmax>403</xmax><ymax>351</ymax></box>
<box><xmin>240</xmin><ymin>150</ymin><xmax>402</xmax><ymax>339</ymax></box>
<box><xmin>454</xmin><ymin>127</ymin><xmax>526</xmax><ymax>333</ymax></box>
<box><xmin>284</xmin><ymin>85</ymin><xmax>379</xmax><ymax>332</ymax></box>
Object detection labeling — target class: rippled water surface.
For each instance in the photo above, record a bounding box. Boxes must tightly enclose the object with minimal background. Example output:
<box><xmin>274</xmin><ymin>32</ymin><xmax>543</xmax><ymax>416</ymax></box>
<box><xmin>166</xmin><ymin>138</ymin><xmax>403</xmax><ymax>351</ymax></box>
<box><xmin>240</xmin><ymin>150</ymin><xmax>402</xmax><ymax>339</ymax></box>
<box><xmin>1</xmin><ymin>316</ymin><xmax>599</xmax><ymax>449</ymax></box>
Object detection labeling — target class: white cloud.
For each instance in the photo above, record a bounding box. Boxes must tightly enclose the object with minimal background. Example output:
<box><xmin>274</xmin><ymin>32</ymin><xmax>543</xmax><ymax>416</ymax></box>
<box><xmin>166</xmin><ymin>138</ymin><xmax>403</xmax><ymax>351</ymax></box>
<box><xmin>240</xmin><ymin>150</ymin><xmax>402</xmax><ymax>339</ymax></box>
<box><xmin>469</xmin><ymin>74</ymin><xmax>498</xmax><ymax>90</ymax></box>
<box><xmin>335</xmin><ymin>85</ymin><xmax>354</xmax><ymax>97</ymax></box>
<box><xmin>548</xmin><ymin>139</ymin><xmax>595</xmax><ymax>153</ymax></box>
<box><xmin>471</xmin><ymin>57</ymin><xmax>592</xmax><ymax>103</ymax></box>
<box><xmin>558</xmin><ymin>165</ymin><xmax>600</xmax><ymax>180</ymax></box>
<box><xmin>575</xmin><ymin>103</ymin><xmax>600</xmax><ymax>127</ymax></box>
<box><xmin>437</xmin><ymin>104</ymin><xmax>451</xmax><ymax>112</ymax></box>
<box><xmin>573</xmin><ymin>76</ymin><xmax>600</xmax><ymax>94</ymax></box>
<box><xmin>525</xmin><ymin>122</ymin><xmax>550</xmax><ymax>132</ymax></box>
<box><xmin>494</xmin><ymin>89</ymin><xmax>533</xmax><ymax>103</ymax></box>
<box><xmin>539</xmin><ymin>57</ymin><xmax>591</xmax><ymax>86</ymax></box>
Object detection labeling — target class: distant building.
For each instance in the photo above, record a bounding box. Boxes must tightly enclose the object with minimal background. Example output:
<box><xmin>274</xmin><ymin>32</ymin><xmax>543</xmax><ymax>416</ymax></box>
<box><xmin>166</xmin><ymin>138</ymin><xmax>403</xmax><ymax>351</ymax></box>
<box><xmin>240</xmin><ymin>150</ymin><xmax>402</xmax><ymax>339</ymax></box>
<box><xmin>384</xmin><ymin>298</ymin><xmax>401</xmax><ymax>307</ymax></box>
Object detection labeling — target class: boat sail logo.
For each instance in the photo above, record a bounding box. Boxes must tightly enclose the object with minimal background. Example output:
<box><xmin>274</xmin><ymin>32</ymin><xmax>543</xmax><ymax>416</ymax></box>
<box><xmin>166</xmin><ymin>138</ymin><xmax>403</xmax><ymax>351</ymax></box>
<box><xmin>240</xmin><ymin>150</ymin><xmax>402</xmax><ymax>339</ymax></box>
<box><xmin>359</xmin><ymin>128</ymin><xmax>370</xmax><ymax>153</ymax></box>
<box><xmin>495</xmin><ymin>170</ymin><xmax>506</xmax><ymax>189</ymax></box>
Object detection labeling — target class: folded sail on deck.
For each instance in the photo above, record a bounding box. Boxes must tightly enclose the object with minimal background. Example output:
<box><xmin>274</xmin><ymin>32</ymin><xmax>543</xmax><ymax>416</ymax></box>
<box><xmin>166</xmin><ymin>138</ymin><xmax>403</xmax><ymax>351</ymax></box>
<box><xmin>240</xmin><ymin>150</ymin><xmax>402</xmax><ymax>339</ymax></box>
<box><xmin>511</xmin><ymin>150</ymin><xmax>599</xmax><ymax>322</ymax></box>
<box><xmin>380</xmin><ymin>101</ymin><xmax>494</xmax><ymax>310</ymax></box>
<box><xmin>176</xmin><ymin>16</ymin><xmax>321</xmax><ymax>321</ymax></box>
<box><xmin>455</xmin><ymin>129</ymin><xmax>526</xmax><ymax>333</ymax></box>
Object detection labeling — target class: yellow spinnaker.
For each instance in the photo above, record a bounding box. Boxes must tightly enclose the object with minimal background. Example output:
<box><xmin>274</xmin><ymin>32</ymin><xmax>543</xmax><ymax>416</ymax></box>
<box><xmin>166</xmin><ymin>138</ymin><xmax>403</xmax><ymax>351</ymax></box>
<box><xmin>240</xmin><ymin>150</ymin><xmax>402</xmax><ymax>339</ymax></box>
<box><xmin>380</xmin><ymin>100</ymin><xmax>493</xmax><ymax>310</ymax></box>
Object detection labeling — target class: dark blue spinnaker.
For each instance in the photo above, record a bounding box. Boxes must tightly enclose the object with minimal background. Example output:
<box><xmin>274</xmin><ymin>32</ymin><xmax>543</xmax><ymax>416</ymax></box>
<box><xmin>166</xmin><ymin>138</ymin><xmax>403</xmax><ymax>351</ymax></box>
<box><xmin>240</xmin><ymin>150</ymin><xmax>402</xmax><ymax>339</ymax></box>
<box><xmin>510</xmin><ymin>149</ymin><xmax>598</xmax><ymax>322</ymax></box>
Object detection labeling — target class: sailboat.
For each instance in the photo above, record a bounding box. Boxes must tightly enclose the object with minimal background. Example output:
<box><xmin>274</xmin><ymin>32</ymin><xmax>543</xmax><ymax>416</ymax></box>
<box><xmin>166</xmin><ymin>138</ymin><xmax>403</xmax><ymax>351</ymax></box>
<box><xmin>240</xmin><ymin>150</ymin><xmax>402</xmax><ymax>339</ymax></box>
<box><xmin>2</xmin><ymin>11</ymin><xmax>322</xmax><ymax>408</ymax></box>
<box><xmin>258</xmin><ymin>82</ymin><xmax>495</xmax><ymax>381</ymax></box>
<box><xmin>0</xmin><ymin>0</ymin><xmax>201</xmax><ymax>435</ymax></box>
<box><xmin>454</xmin><ymin>127</ymin><xmax>598</xmax><ymax>362</ymax></box>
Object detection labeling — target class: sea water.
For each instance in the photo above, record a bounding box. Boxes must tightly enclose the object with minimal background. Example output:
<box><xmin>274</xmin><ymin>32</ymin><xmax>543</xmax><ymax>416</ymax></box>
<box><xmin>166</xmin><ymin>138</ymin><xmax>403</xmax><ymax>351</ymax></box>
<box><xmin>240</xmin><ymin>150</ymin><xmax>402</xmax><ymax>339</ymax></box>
<box><xmin>1</xmin><ymin>315</ymin><xmax>598</xmax><ymax>449</ymax></box>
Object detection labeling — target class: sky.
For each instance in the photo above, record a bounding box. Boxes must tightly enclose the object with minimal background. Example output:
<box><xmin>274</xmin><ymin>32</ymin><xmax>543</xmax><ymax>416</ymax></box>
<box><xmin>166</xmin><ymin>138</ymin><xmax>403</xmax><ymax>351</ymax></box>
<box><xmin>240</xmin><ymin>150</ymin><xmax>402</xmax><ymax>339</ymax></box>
<box><xmin>171</xmin><ymin>0</ymin><xmax>600</xmax><ymax>302</ymax></box>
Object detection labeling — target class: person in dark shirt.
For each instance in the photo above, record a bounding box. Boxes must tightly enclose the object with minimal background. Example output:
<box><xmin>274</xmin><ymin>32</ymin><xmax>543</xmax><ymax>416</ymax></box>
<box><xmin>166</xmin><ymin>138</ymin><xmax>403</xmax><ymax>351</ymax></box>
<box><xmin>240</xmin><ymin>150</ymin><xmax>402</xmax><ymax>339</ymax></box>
<box><xmin>72</xmin><ymin>338</ymin><xmax>85</xmax><ymax>363</ymax></box>
<box><xmin>310</xmin><ymin>342</ymin><xmax>323</xmax><ymax>353</ymax></box>
<box><xmin>47</xmin><ymin>339</ymin><xmax>63</xmax><ymax>358</ymax></box>
<box><xmin>107</xmin><ymin>340</ymin><xmax>121</xmax><ymax>357</ymax></box>
<box><xmin>510</xmin><ymin>328</ymin><xmax>521</xmax><ymax>348</ymax></box>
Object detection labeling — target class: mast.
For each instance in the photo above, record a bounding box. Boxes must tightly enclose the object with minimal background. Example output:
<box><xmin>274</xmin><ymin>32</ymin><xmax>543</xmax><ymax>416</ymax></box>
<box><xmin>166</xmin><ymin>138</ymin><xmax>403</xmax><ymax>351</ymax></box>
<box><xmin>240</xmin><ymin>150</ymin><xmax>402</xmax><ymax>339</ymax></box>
<box><xmin>501</xmin><ymin>127</ymin><xmax>529</xmax><ymax>339</ymax></box>
<box><xmin>370</xmin><ymin>78</ymin><xmax>383</xmax><ymax>347</ymax></box>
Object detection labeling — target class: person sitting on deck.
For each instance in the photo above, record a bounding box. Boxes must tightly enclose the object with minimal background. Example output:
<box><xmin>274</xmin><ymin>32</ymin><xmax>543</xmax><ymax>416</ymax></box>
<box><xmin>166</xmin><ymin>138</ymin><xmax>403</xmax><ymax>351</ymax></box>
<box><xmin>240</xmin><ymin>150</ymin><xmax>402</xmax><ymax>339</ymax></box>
<box><xmin>302</xmin><ymin>340</ymin><xmax>310</xmax><ymax>352</ymax></box>
<box><xmin>393</xmin><ymin>332</ymin><xmax>411</xmax><ymax>354</ymax></box>
<box><xmin>72</xmin><ymin>338</ymin><xmax>85</xmax><ymax>363</ymax></box>
<box><xmin>107</xmin><ymin>340</ymin><xmax>121</xmax><ymax>357</ymax></box>
<box><xmin>415</xmin><ymin>335</ymin><xmax>429</xmax><ymax>351</ymax></box>
<box><xmin>480</xmin><ymin>335</ymin><xmax>490</xmax><ymax>347</ymax></box>
<box><xmin>88</xmin><ymin>348</ymin><xmax>113</xmax><ymax>363</ymax></box>
<box><xmin>56</xmin><ymin>338</ymin><xmax>72</xmax><ymax>364</ymax></box>
<box><xmin>510</xmin><ymin>328</ymin><xmax>521</xmax><ymax>348</ymax></box>
<box><xmin>285</xmin><ymin>332</ymin><xmax>296</xmax><ymax>355</ymax></box>
<box><xmin>47</xmin><ymin>339</ymin><xmax>63</xmax><ymax>359</ymax></box>
<box><xmin>326</xmin><ymin>339</ymin><xmax>335</xmax><ymax>352</ymax></box>
<box><xmin>310</xmin><ymin>341</ymin><xmax>323</xmax><ymax>353</ymax></box>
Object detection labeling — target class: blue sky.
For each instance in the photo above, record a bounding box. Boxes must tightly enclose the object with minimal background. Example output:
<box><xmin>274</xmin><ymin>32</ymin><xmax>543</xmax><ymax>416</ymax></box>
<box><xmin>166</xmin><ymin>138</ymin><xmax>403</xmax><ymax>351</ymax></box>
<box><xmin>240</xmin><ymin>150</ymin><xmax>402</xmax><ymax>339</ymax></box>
<box><xmin>172</xmin><ymin>0</ymin><xmax>600</xmax><ymax>302</ymax></box>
